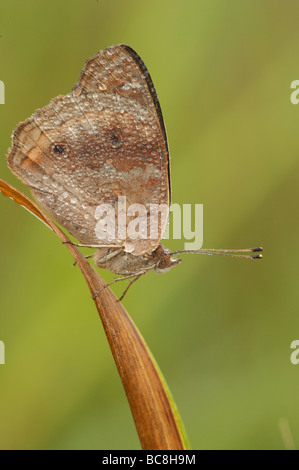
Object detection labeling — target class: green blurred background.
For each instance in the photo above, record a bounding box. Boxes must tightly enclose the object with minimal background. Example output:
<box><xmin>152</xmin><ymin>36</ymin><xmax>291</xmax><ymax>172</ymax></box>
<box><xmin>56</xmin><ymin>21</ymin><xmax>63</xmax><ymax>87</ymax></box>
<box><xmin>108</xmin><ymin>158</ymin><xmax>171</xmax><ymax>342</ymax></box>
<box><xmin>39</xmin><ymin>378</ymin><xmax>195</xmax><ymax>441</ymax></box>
<box><xmin>0</xmin><ymin>0</ymin><xmax>298</xmax><ymax>450</ymax></box>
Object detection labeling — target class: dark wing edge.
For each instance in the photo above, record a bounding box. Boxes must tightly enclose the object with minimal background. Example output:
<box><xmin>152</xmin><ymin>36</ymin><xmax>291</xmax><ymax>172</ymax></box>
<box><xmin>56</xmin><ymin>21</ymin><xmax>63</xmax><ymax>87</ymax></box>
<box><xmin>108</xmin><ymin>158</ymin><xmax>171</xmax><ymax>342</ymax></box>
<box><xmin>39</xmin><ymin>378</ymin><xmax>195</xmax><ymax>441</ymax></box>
<box><xmin>119</xmin><ymin>44</ymin><xmax>171</xmax><ymax>203</ymax></box>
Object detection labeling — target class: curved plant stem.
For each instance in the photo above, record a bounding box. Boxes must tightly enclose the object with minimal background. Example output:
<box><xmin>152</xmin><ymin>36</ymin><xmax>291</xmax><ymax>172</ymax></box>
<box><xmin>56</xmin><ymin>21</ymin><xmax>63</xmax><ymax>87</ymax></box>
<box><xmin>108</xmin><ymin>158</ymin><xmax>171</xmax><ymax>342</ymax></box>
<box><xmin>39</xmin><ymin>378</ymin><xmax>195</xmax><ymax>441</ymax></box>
<box><xmin>0</xmin><ymin>179</ymin><xmax>190</xmax><ymax>450</ymax></box>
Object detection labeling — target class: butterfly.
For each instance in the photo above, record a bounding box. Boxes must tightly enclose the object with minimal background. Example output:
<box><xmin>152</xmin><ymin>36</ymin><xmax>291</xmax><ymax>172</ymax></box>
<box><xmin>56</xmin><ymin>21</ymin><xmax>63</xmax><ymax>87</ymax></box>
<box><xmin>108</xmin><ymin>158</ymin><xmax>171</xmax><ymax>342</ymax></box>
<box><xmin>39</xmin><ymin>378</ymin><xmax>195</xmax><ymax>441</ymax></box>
<box><xmin>7</xmin><ymin>44</ymin><xmax>262</xmax><ymax>299</ymax></box>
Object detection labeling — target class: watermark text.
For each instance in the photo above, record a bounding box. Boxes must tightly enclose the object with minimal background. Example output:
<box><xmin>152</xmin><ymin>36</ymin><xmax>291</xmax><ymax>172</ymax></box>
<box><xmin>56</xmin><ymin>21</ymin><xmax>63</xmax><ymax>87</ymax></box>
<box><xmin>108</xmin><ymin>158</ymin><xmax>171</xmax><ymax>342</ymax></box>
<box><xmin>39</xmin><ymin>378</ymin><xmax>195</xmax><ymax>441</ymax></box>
<box><xmin>290</xmin><ymin>340</ymin><xmax>299</xmax><ymax>365</ymax></box>
<box><xmin>0</xmin><ymin>340</ymin><xmax>5</xmax><ymax>365</ymax></box>
<box><xmin>94</xmin><ymin>197</ymin><xmax>203</xmax><ymax>250</ymax></box>
<box><xmin>0</xmin><ymin>80</ymin><xmax>4</xmax><ymax>104</ymax></box>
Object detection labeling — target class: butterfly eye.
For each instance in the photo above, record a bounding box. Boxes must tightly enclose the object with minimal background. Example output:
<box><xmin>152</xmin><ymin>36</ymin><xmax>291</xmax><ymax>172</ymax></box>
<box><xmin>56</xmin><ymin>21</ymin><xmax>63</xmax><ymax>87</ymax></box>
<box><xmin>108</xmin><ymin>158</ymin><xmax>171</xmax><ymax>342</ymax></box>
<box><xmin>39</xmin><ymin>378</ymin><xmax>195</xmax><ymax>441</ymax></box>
<box><xmin>51</xmin><ymin>143</ymin><xmax>66</xmax><ymax>156</ymax></box>
<box><xmin>110</xmin><ymin>129</ymin><xmax>123</xmax><ymax>148</ymax></box>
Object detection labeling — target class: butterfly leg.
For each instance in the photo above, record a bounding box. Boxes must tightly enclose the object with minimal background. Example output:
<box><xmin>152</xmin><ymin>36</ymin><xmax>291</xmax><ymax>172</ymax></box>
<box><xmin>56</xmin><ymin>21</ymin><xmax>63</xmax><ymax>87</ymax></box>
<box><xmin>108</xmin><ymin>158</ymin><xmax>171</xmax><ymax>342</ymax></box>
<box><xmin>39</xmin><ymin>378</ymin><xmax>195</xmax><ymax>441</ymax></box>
<box><xmin>92</xmin><ymin>270</ymin><xmax>147</xmax><ymax>300</ymax></box>
<box><xmin>63</xmin><ymin>241</ymin><xmax>122</xmax><ymax>249</ymax></box>
<box><xmin>118</xmin><ymin>273</ymin><xmax>145</xmax><ymax>302</ymax></box>
<box><xmin>95</xmin><ymin>248</ymin><xmax>124</xmax><ymax>264</ymax></box>
<box><xmin>73</xmin><ymin>254</ymin><xmax>93</xmax><ymax>267</ymax></box>
<box><xmin>73</xmin><ymin>247</ymin><xmax>124</xmax><ymax>267</ymax></box>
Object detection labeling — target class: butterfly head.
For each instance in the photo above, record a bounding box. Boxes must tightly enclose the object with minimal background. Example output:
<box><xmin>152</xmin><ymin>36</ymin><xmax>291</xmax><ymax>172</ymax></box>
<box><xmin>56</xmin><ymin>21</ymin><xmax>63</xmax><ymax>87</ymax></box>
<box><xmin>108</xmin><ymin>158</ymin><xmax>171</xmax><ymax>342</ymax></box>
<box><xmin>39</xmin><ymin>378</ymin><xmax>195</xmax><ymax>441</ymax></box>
<box><xmin>153</xmin><ymin>245</ymin><xmax>181</xmax><ymax>274</ymax></box>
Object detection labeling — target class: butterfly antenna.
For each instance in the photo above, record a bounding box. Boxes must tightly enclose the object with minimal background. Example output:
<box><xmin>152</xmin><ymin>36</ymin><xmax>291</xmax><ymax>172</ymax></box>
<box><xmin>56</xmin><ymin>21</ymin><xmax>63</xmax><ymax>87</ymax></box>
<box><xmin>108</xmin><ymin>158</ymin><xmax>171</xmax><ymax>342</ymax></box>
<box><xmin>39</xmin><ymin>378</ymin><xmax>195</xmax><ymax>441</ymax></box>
<box><xmin>170</xmin><ymin>247</ymin><xmax>263</xmax><ymax>259</ymax></box>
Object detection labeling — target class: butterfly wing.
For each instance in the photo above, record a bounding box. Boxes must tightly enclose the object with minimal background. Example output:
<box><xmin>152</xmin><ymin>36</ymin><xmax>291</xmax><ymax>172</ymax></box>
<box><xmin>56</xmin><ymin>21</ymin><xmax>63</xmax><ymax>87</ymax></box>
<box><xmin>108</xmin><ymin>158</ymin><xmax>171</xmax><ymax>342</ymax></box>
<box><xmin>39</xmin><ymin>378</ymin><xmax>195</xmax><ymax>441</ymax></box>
<box><xmin>7</xmin><ymin>45</ymin><xmax>170</xmax><ymax>255</ymax></box>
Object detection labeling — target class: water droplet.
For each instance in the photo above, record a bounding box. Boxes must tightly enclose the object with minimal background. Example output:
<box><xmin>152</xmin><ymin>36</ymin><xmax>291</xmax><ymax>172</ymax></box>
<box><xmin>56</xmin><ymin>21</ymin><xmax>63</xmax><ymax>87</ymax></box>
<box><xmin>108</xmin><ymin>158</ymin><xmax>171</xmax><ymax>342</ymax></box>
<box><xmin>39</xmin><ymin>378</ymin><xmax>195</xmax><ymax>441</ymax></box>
<box><xmin>123</xmin><ymin>241</ymin><xmax>135</xmax><ymax>253</ymax></box>
<box><xmin>98</xmin><ymin>83</ymin><xmax>107</xmax><ymax>91</ymax></box>
<box><xmin>121</xmin><ymin>82</ymin><xmax>131</xmax><ymax>91</ymax></box>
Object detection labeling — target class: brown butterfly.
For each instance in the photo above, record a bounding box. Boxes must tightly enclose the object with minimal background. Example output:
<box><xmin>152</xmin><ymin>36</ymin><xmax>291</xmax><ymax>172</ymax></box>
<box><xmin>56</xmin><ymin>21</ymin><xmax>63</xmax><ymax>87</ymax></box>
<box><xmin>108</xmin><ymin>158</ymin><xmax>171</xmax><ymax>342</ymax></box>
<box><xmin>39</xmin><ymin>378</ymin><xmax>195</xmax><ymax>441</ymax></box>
<box><xmin>7</xmin><ymin>44</ymin><xmax>262</xmax><ymax>299</ymax></box>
